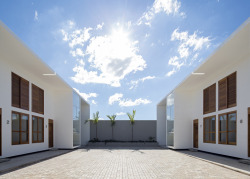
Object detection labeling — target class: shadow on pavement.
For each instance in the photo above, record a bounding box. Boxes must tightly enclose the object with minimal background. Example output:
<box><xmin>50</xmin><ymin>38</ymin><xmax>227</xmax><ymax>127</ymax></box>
<box><xmin>177</xmin><ymin>150</ymin><xmax>250</xmax><ymax>174</ymax></box>
<box><xmin>0</xmin><ymin>149</ymin><xmax>72</xmax><ymax>175</ymax></box>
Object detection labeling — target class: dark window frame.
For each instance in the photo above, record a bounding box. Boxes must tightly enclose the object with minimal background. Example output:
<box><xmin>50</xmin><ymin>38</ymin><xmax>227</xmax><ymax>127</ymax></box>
<box><xmin>32</xmin><ymin>115</ymin><xmax>44</xmax><ymax>143</ymax></box>
<box><xmin>203</xmin><ymin>115</ymin><xmax>216</xmax><ymax>144</ymax></box>
<box><xmin>218</xmin><ymin>111</ymin><xmax>237</xmax><ymax>145</ymax></box>
<box><xmin>11</xmin><ymin>111</ymin><xmax>29</xmax><ymax>145</ymax></box>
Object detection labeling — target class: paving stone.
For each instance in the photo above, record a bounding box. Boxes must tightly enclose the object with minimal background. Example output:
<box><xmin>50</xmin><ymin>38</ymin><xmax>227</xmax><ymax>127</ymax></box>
<box><xmin>0</xmin><ymin>147</ymin><xmax>249</xmax><ymax>179</ymax></box>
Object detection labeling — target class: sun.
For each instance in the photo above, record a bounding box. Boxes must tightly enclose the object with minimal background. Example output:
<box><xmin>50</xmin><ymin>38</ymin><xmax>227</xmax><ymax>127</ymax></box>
<box><xmin>109</xmin><ymin>28</ymin><xmax>132</xmax><ymax>59</ymax></box>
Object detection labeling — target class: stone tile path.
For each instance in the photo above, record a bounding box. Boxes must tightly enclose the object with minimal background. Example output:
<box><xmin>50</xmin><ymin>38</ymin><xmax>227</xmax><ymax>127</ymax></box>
<box><xmin>0</xmin><ymin>147</ymin><xmax>249</xmax><ymax>179</ymax></box>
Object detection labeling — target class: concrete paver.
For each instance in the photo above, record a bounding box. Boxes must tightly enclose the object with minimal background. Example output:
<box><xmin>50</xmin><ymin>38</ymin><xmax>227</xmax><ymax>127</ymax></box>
<box><xmin>0</xmin><ymin>147</ymin><xmax>249</xmax><ymax>179</ymax></box>
<box><xmin>0</xmin><ymin>150</ymin><xmax>70</xmax><ymax>174</ymax></box>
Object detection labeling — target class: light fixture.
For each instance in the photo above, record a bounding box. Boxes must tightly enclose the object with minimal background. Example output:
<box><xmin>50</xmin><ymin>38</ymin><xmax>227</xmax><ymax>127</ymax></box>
<box><xmin>192</xmin><ymin>72</ymin><xmax>205</xmax><ymax>75</ymax></box>
<box><xmin>43</xmin><ymin>72</ymin><xmax>56</xmax><ymax>76</ymax></box>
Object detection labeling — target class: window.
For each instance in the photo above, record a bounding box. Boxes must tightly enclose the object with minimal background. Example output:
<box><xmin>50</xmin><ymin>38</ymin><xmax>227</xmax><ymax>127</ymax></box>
<box><xmin>203</xmin><ymin>83</ymin><xmax>216</xmax><ymax>114</ymax></box>
<box><xmin>32</xmin><ymin>84</ymin><xmax>44</xmax><ymax>114</ymax></box>
<box><xmin>203</xmin><ymin>116</ymin><xmax>216</xmax><ymax>143</ymax></box>
<box><xmin>219</xmin><ymin>111</ymin><xmax>237</xmax><ymax>145</ymax></box>
<box><xmin>218</xmin><ymin>72</ymin><xmax>236</xmax><ymax>110</ymax></box>
<box><xmin>32</xmin><ymin>116</ymin><xmax>44</xmax><ymax>143</ymax></box>
<box><xmin>12</xmin><ymin>111</ymin><xmax>29</xmax><ymax>145</ymax></box>
<box><xmin>12</xmin><ymin>73</ymin><xmax>29</xmax><ymax>110</ymax></box>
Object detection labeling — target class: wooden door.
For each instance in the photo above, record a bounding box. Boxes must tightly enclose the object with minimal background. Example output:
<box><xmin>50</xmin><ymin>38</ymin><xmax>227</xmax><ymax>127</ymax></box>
<box><xmin>48</xmin><ymin>119</ymin><xmax>53</xmax><ymax>148</ymax></box>
<box><xmin>0</xmin><ymin>108</ymin><xmax>2</xmax><ymax>156</ymax></box>
<box><xmin>248</xmin><ymin>108</ymin><xmax>250</xmax><ymax>157</ymax></box>
<box><xmin>193</xmin><ymin>119</ymin><xmax>198</xmax><ymax>148</ymax></box>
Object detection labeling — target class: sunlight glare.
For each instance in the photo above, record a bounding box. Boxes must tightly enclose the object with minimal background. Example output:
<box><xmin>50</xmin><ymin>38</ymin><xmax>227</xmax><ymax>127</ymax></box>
<box><xmin>110</xmin><ymin>28</ymin><xmax>132</xmax><ymax>59</ymax></box>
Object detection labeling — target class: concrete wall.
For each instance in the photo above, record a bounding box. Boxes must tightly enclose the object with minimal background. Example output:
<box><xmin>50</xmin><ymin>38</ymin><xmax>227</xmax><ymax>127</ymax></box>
<box><xmin>54</xmin><ymin>90</ymin><xmax>73</xmax><ymax>149</ymax></box>
<box><xmin>81</xmin><ymin>102</ymin><xmax>90</xmax><ymax>145</ymax></box>
<box><xmin>90</xmin><ymin>120</ymin><xmax>156</xmax><ymax>141</ymax></box>
<box><xmin>173</xmin><ymin>44</ymin><xmax>250</xmax><ymax>159</ymax></box>
<box><xmin>157</xmin><ymin>19</ymin><xmax>250</xmax><ymax>159</ymax></box>
<box><xmin>0</xmin><ymin>59</ymin><xmax>56</xmax><ymax>157</ymax></box>
<box><xmin>156</xmin><ymin>105</ymin><xmax>166</xmax><ymax>146</ymax></box>
<box><xmin>0</xmin><ymin>27</ymin><xmax>90</xmax><ymax>157</ymax></box>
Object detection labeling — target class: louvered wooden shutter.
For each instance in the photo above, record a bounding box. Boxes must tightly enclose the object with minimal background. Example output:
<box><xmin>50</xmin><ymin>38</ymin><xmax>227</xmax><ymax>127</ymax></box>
<box><xmin>219</xmin><ymin>78</ymin><xmax>227</xmax><ymax>110</ymax></box>
<box><xmin>203</xmin><ymin>88</ymin><xmax>209</xmax><ymax>114</ymax></box>
<box><xmin>227</xmin><ymin>72</ymin><xmax>236</xmax><ymax>107</ymax></box>
<box><xmin>12</xmin><ymin>73</ymin><xmax>20</xmax><ymax>108</ymax></box>
<box><xmin>32</xmin><ymin>84</ymin><xmax>39</xmax><ymax>113</ymax></box>
<box><xmin>20</xmin><ymin>78</ymin><xmax>29</xmax><ymax>110</ymax></box>
<box><xmin>32</xmin><ymin>84</ymin><xmax>44</xmax><ymax>114</ymax></box>
<box><xmin>38</xmin><ymin>88</ymin><xmax>44</xmax><ymax>114</ymax></box>
<box><xmin>209</xmin><ymin>84</ymin><xmax>216</xmax><ymax>113</ymax></box>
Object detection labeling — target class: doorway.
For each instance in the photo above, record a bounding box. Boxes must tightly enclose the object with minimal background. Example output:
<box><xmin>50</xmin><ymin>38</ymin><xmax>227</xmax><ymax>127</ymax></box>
<box><xmin>0</xmin><ymin>108</ymin><xmax>2</xmax><ymax>156</ymax></box>
<box><xmin>48</xmin><ymin>119</ymin><xmax>53</xmax><ymax>148</ymax></box>
<box><xmin>193</xmin><ymin>119</ymin><xmax>198</xmax><ymax>148</ymax></box>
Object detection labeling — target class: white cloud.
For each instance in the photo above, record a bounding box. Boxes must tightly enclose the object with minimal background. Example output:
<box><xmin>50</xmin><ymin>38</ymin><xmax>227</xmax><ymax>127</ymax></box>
<box><xmin>91</xmin><ymin>100</ymin><xmax>97</xmax><ymax>105</ymax></box>
<box><xmin>60</xmin><ymin>25</ymin><xmax>92</xmax><ymax>48</ymax></box>
<box><xmin>166</xmin><ymin>69</ymin><xmax>177</xmax><ymax>77</ymax></box>
<box><xmin>69</xmin><ymin>27</ymin><xmax>92</xmax><ymax>48</ymax></box>
<box><xmin>138</xmin><ymin>0</ymin><xmax>184</xmax><ymax>26</ymax></box>
<box><xmin>168</xmin><ymin>56</ymin><xmax>183</xmax><ymax>69</ymax></box>
<box><xmin>109</xmin><ymin>93</ymin><xmax>151</xmax><ymax>107</ymax></box>
<box><xmin>130</xmin><ymin>75</ymin><xmax>156</xmax><ymax>89</ymax></box>
<box><xmin>71</xmin><ymin>29</ymin><xmax>146</xmax><ymax>87</ymax></box>
<box><xmin>96</xmin><ymin>22</ymin><xmax>104</xmax><ymax>30</ymax></box>
<box><xmin>60</xmin><ymin>20</ymin><xmax>146</xmax><ymax>87</ymax></box>
<box><xmin>34</xmin><ymin>10</ymin><xmax>38</xmax><ymax>21</ymax></box>
<box><xmin>127</xmin><ymin>21</ymin><xmax>132</xmax><ymax>29</ymax></box>
<box><xmin>166</xmin><ymin>28</ymin><xmax>211</xmax><ymax>77</ymax></box>
<box><xmin>109</xmin><ymin>93</ymin><xmax>123</xmax><ymax>105</ymax></box>
<box><xmin>153</xmin><ymin>0</ymin><xmax>181</xmax><ymax>14</ymax></box>
<box><xmin>73</xmin><ymin>88</ymin><xmax>98</xmax><ymax>104</ymax></box>
<box><xmin>116</xmin><ymin>112</ymin><xmax>126</xmax><ymax>116</ymax></box>
<box><xmin>171</xmin><ymin>28</ymin><xmax>211</xmax><ymax>57</ymax></box>
<box><xmin>119</xmin><ymin>98</ymin><xmax>151</xmax><ymax>107</ymax></box>
<box><xmin>70</xmin><ymin>48</ymin><xmax>85</xmax><ymax>57</ymax></box>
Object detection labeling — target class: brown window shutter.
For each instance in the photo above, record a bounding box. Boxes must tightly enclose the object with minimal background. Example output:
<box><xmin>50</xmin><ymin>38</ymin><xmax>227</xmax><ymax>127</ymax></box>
<box><xmin>227</xmin><ymin>72</ymin><xmax>236</xmax><ymax>107</ymax></box>
<box><xmin>38</xmin><ymin>89</ymin><xmax>44</xmax><ymax>114</ymax></box>
<box><xmin>12</xmin><ymin>73</ymin><xmax>20</xmax><ymax>108</ymax></box>
<box><xmin>20</xmin><ymin>78</ymin><xmax>29</xmax><ymax>110</ymax></box>
<box><xmin>219</xmin><ymin>78</ymin><xmax>227</xmax><ymax>110</ymax></box>
<box><xmin>209</xmin><ymin>84</ymin><xmax>216</xmax><ymax>112</ymax></box>
<box><xmin>32</xmin><ymin>84</ymin><xmax>39</xmax><ymax>113</ymax></box>
<box><xmin>203</xmin><ymin>88</ymin><xmax>209</xmax><ymax>114</ymax></box>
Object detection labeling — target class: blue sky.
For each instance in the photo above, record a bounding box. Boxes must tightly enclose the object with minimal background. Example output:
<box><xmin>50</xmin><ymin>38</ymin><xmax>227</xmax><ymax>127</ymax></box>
<box><xmin>0</xmin><ymin>0</ymin><xmax>249</xmax><ymax>120</ymax></box>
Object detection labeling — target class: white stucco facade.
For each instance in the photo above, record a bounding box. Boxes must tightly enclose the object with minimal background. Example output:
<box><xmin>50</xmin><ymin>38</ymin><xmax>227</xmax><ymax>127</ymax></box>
<box><xmin>0</xmin><ymin>21</ymin><xmax>90</xmax><ymax>158</ymax></box>
<box><xmin>157</xmin><ymin>18</ymin><xmax>250</xmax><ymax>159</ymax></box>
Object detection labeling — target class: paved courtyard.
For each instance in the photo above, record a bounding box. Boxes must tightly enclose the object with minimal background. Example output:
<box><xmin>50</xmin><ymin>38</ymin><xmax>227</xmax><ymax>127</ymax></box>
<box><xmin>0</xmin><ymin>147</ymin><xmax>249</xmax><ymax>179</ymax></box>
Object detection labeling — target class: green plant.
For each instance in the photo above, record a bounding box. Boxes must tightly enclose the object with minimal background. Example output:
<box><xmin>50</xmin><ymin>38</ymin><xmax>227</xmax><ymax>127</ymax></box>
<box><xmin>90</xmin><ymin>111</ymin><xmax>100</xmax><ymax>139</ymax></box>
<box><xmin>148</xmin><ymin>136</ymin><xmax>155</xmax><ymax>142</ymax></box>
<box><xmin>107</xmin><ymin>114</ymin><xmax>116</xmax><ymax>141</ymax></box>
<box><xmin>127</xmin><ymin>109</ymin><xmax>136</xmax><ymax>141</ymax></box>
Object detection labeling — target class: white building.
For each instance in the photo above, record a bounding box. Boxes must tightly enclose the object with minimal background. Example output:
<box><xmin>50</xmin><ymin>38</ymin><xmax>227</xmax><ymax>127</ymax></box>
<box><xmin>0</xmin><ymin>21</ymin><xmax>90</xmax><ymax>158</ymax></box>
<box><xmin>157</xmin><ymin>18</ymin><xmax>250</xmax><ymax>159</ymax></box>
